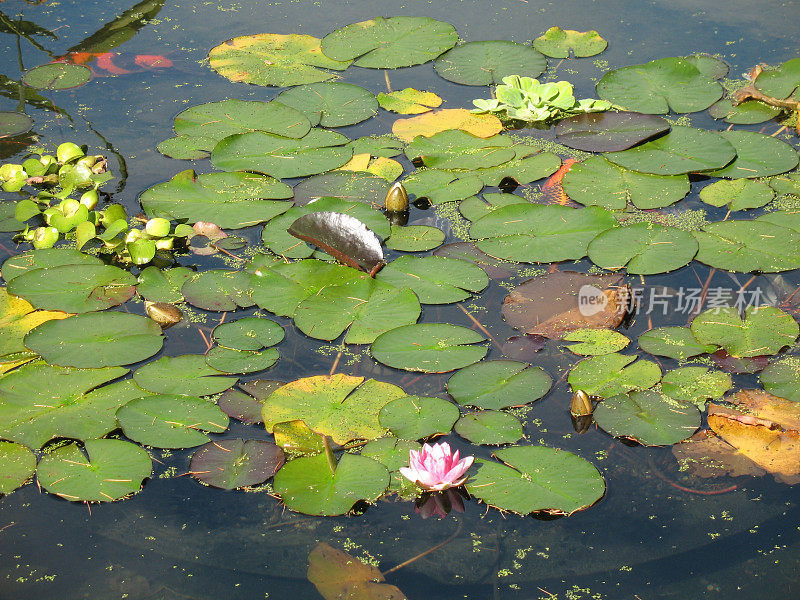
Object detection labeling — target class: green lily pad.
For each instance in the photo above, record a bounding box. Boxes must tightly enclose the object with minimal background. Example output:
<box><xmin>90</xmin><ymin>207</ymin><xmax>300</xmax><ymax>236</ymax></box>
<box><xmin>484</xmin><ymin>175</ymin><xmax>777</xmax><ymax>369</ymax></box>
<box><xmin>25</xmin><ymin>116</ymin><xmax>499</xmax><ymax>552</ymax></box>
<box><xmin>568</xmin><ymin>353</ymin><xmax>661</xmax><ymax>398</ymax></box>
<box><xmin>405</xmin><ymin>130</ymin><xmax>515</xmax><ymax>170</ymax></box>
<box><xmin>754</xmin><ymin>57</ymin><xmax>800</xmax><ymax>99</ymax></box>
<box><xmin>402</xmin><ymin>169</ymin><xmax>484</xmax><ymax>205</ymax></box>
<box><xmin>562</xmin><ymin>156</ymin><xmax>689</xmax><ymax>210</ymax></box>
<box><xmin>212</xmin><ymin>317</ymin><xmax>284</xmax><ymax>351</ymax></box>
<box><xmin>156</xmin><ymin>135</ymin><xmax>216</xmax><ymax>160</ymax></box>
<box><xmin>360</xmin><ymin>437</ymin><xmax>421</xmax><ymax>493</ymax></box>
<box><xmin>205</xmin><ymin>347</ymin><xmax>279</xmax><ymax>374</ymax></box>
<box><xmin>174</xmin><ymin>98</ymin><xmax>310</xmax><ymax>139</ymax></box>
<box><xmin>459</xmin><ymin>193</ymin><xmax>527</xmax><ymax>222</ymax></box>
<box><xmin>133</xmin><ymin>355</ymin><xmax>238</xmax><ymax>396</ymax></box>
<box><xmin>377</xmin><ymin>88</ymin><xmax>442</xmax><ymax>114</ymax></box>
<box><xmin>136</xmin><ymin>267</ymin><xmax>193</xmax><ymax>304</ymax></box>
<box><xmin>0</xmin><ymin>364</ymin><xmax>150</xmax><ymax>449</ymax></box>
<box><xmin>0</xmin><ymin>286</ymin><xmax>70</xmax><ymax>361</ymax></box>
<box><xmin>378</xmin><ymin>395</ymin><xmax>459</xmax><ymax>440</ymax></box>
<box><xmin>684</xmin><ymin>54</ymin><xmax>729</xmax><ymax>80</ymax></box>
<box><xmin>0</xmin><ymin>441</ymin><xmax>36</xmax><ymax>493</ymax></box>
<box><xmin>375</xmin><ymin>256</ymin><xmax>488</xmax><ymax>304</ymax></box>
<box><xmin>385</xmin><ymin>225</ymin><xmax>445</xmax><ymax>252</ymax></box>
<box><xmin>638</xmin><ymin>326</ymin><xmax>718</xmax><ymax>360</ymax></box>
<box><xmin>181</xmin><ymin>270</ymin><xmax>253</xmax><ymax>311</ymax></box>
<box><xmin>141</xmin><ymin>170</ymin><xmax>292</xmax><ymax>229</ymax></box>
<box><xmin>37</xmin><ymin>439</ymin><xmax>151</xmax><ymax>502</ymax></box>
<box><xmin>466</xmin><ymin>445</ymin><xmax>605</xmax><ymax>515</ymax></box>
<box><xmin>434</xmin><ymin>41</ymin><xmax>547</xmax><ymax>85</ymax></box>
<box><xmin>0</xmin><ymin>111</ymin><xmax>34</xmax><ymax>138</ymax></box>
<box><xmin>321</xmin><ymin>17</ymin><xmax>457</xmax><ymax>69</ymax></box>
<box><xmin>217</xmin><ymin>380</ymin><xmax>284</xmax><ymax>424</ymax></box>
<box><xmin>447</xmin><ymin>360</ymin><xmax>551</xmax><ymax>409</ymax></box>
<box><xmin>190</xmin><ymin>439</ymin><xmax>284</xmax><ymax>489</ymax></box>
<box><xmin>693</xmin><ymin>220</ymin><xmax>800</xmax><ymax>273</ymax></box>
<box><xmin>273</xmin><ymin>420</ymin><xmax>326</xmax><ymax>456</ymax></box>
<box><xmin>596</xmin><ymin>57</ymin><xmax>722</xmax><ymax>114</ymax></box>
<box><xmin>756</xmin><ymin>210</ymin><xmax>800</xmax><ymax>233</ymax></box>
<box><xmin>769</xmin><ymin>173</ymin><xmax>800</xmax><ymax>196</ymax></box>
<box><xmin>604</xmin><ymin>126</ymin><xmax>736</xmax><ymax>175</ymax></box>
<box><xmin>208</xmin><ymin>33</ymin><xmax>351</xmax><ymax>87</ymax></box>
<box><xmin>23</xmin><ymin>311</ymin><xmax>163</xmax><ymax>368</ymax></box>
<box><xmin>211</xmin><ymin>128</ymin><xmax>352</xmax><ymax>179</ymax></box>
<box><xmin>593</xmin><ymin>390</ymin><xmax>700</xmax><ymax>446</ymax></box>
<box><xmin>699</xmin><ymin>179</ymin><xmax>774</xmax><ymax>211</ymax></box>
<box><xmin>554</xmin><ymin>112</ymin><xmax>670</xmax><ymax>153</ymax></box>
<box><xmin>690</xmin><ymin>306</ymin><xmax>798</xmax><ymax>358</ymax></box>
<box><xmin>6</xmin><ymin>264</ymin><xmax>136</xmax><ymax>313</ymax></box>
<box><xmin>586</xmin><ymin>222</ymin><xmax>698</xmax><ymax>274</ymax></box>
<box><xmin>0</xmin><ymin>202</ymin><xmax>25</xmax><ymax>233</ymax></box>
<box><xmin>23</xmin><ymin>63</ymin><xmax>91</xmax><ymax>90</ymax></box>
<box><xmin>274</xmin><ymin>452</ymin><xmax>388</xmax><ymax>516</ymax></box>
<box><xmin>261</xmin><ymin>374</ymin><xmax>406</xmax><ymax>444</ymax></box>
<box><xmin>371</xmin><ymin>323</ymin><xmax>488</xmax><ymax>373</ymax></box>
<box><xmin>459</xmin><ymin>147</ymin><xmax>561</xmax><ymax>187</ymax></box>
<box><xmin>470</xmin><ymin>204</ymin><xmax>616</xmax><ymax>263</ymax></box>
<box><xmin>533</xmin><ymin>27</ymin><xmax>607</xmax><ymax>58</ymax></box>
<box><xmin>454</xmin><ymin>410</ymin><xmax>524</xmax><ymax>445</ymax></box>
<box><xmin>759</xmin><ymin>357</ymin><xmax>800</xmax><ymax>402</ymax></box>
<box><xmin>293</xmin><ymin>171</ymin><xmax>390</xmax><ymax>207</ymax></box>
<box><xmin>1</xmin><ymin>248</ymin><xmax>101</xmax><ymax>282</ymax></box>
<box><xmin>705</xmin><ymin>130</ymin><xmax>799</xmax><ymax>179</ymax></box>
<box><xmin>117</xmin><ymin>394</ymin><xmax>229</xmax><ymax>449</ymax></box>
<box><xmin>661</xmin><ymin>367</ymin><xmax>732</xmax><ymax>409</ymax></box>
<box><xmin>276</xmin><ymin>83</ymin><xmax>378</xmax><ymax>127</ymax></box>
<box><xmin>563</xmin><ymin>329</ymin><xmax>629</xmax><ymax>356</ymax></box>
<box><xmin>347</xmin><ymin>135</ymin><xmax>405</xmax><ymax>159</ymax></box>
<box><xmin>707</xmin><ymin>98</ymin><xmax>782</xmax><ymax>124</ymax></box>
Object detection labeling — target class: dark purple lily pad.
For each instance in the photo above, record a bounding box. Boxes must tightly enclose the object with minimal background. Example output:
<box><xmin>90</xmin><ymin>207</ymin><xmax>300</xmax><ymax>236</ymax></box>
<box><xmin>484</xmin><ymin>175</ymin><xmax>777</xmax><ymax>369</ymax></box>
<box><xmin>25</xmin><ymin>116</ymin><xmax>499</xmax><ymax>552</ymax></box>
<box><xmin>288</xmin><ymin>211</ymin><xmax>384</xmax><ymax>275</ymax></box>
<box><xmin>709</xmin><ymin>350</ymin><xmax>769</xmax><ymax>374</ymax></box>
<box><xmin>501</xmin><ymin>335</ymin><xmax>547</xmax><ymax>361</ymax></box>
<box><xmin>190</xmin><ymin>438</ymin><xmax>284</xmax><ymax>489</ymax></box>
<box><xmin>555</xmin><ymin>111</ymin><xmax>670</xmax><ymax>152</ymax></box>
<box><xmin>217</xmin><ymin>380</ymin><xmax>285</xmax><ymax>423</ymax></box>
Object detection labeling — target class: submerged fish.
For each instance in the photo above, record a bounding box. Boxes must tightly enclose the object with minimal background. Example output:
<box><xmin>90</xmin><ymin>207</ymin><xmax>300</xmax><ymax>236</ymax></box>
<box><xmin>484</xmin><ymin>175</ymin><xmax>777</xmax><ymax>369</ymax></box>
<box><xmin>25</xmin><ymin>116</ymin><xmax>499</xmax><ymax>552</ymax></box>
<box><xmin>52</xmin><ymin>51</ymin><xmax>174</xmax><ymax>77</ymax></box>
<box><xmin>541</xmin><ymin>158</ymin><xmax>578</xmax><ymax>205</ymax></box>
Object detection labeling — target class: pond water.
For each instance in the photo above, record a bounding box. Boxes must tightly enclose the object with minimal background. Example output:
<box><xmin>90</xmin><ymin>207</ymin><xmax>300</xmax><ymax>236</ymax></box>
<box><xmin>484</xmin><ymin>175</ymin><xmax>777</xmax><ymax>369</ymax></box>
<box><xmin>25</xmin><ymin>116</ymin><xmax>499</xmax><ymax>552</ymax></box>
<box><xmin>1</xmin><ymin>0</ymin><xmax>800</xmax><ymax>599</ymax></box>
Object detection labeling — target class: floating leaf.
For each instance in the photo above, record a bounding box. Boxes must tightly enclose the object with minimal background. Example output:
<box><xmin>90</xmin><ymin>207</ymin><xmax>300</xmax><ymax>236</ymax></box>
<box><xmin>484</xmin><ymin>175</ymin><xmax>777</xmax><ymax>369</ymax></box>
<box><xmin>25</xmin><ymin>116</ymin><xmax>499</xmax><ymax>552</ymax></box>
<box><xmin>133</xmin><ymin>355</ymin><xmax>237</xmax><ymax>396</ymax></box>
<box><xmin>288</xmin><ymin>211</ymin><xmax>384</xmax><ymax>273</ymax></box>
<box><xmin>37</xmin><ymin>439</ymin><xmax>151</xmax><ymax>502</ymax></box>
<box><xmin>434</xmin><ymin>41</ymin><xmax>547</xmax><ymax>85</ymax></box>
<box><xmin>371</xmin><ymin>323</ymin><xmax>487</xmax><ymax>373</ymax></box>
<box><xmin>1</xmin><ymin>248</ymin><xmax>100</xmax><ymax>282</ymax></box>
<box><xmin>593</xmin><ymin>390</ymin><xmax>700</xmax><ymax>445</ymax></box>
<box><xmin>0</xmin><ymin>286</ymin><xmax>69</xmax><ymax>363</ymax></box>
<box><xmin>207</xmin><ymin>33</ymin><xmax>351</xmax><ymax>86</ymax></box>
<box><xmin>385</xmin><ymin>225</ymin><xmax>445</xmax><ymax>252</ymax></box>
<box><xmin>434</xmin><ymin>242</ymin><xmax>520</xmax><ymax>279</ymax></box>
<box><xmin>218</xmin><ymin>380</ymin><xmax>284</xmax><ymax>424</ymax></box>
<box><xmin>23</xmin><ymin>311</ymin><xmax>163</xmax><ymax>368</ymax></box>
<box><xmin>0</xmin><ymin>441</ymin><xmax>35</xmax><ymax>493</ymax></box>
<box><xmin>554</xmin><ymin>111</ymin><xmax>670</xmax><ymax>152</ymax></box>
<box><xmin>754</xmin><ymin>57</ymin><xmax>800</xmax><ymax>99</ymax></box>
<box><xmin>273</xmin><ymin>420</ymin><xmax>326</xmax><ymax>456</ymax></box>
<box><xmin>698</xmin><ymin>179</ymin><xmax>774</xmax><ymax>211</ymax></box>
<box><xmin>638</xmin><ymin>326</ymin><xmax>718</xmax><ymax>360</ymax></box>
<box><xmin>181</xmin><ymin>270</ymin><xmax>253</xmax><ymax>311</ymax></box>
<box><xmin>604</xmin><ymin>125</ymin><xmax>736</xmax><ymax>175</ymax></box>
<box><xmin>760</xmin><ymin>357</ymin><xmax>800</xmax><ymax>402</ymax></box>
<box><xmin>710</xmin><ymin>349</ymin><xmax>769</xmax><ymax>374</ymax></box>
<box><xmin>261</xmin><ymin>374</ymin><xmax>405</xmax><ymax>444</ymax></box>
<box><xmin>212</xmin><ymin>317</ymin><xmax>284</xmax><ymax>351</ymax></box>
<box><xmin>321</xmin><ymin>17</ymin><xmax>457</xmax><ymax>69</ymax></box>
<box><xmin>360</xmin><ymin>437</ymin><xmax>421</xmax><ymax>493</ymax></box>
<box><xmin>402</xmin><ymin>169</ymin><xmax>484</xmax><ymax>205</ymax></box>
<box><xmin>691</xmin><ymin>306</ymin><xmax>798</xmax><ymax>358</ymax></box>
<box><xmin>190</xmin><ymin>439</ymin><xmax>284</xmax><ymax>489</ymax></box>
<box><xmin>707</xmin><ymin>98</ymin><xmax>781</xmax><ymax>124</ymax></box>
<box><xmin>156</xmin><ymin>135</ymin><xmax>215</xmax><ymax>160</ymax></box>
<box><xmin>757</xmin><ymin>210</ymin><xmax>800</xmax><ymax>234</ymax></box>
<box><xmin>693</xmin><ymin>220</ymin><xmax>800</xmax><ymax>273</ymax></box>
<box><xmin>378</xmin><ymin>88</ymin><xmax>442</xmax><ymax>114</ymax></box>
<box><xmin>587</xmin><ymin>222</ymin><xmax>698</xmax><ymax>274</ymax></box>
<box><xmin>6</xmin><ymin>264</ymin><xmax>136</xmax><ymax>313</ymax></box>
<box><xmin>459</xmin><ymin>193</ymin><xmax>527</xmax><ymax>222</ymax></box>
<box><xmin>533</xmin><ymin>27</ymin><xmax>607</xmax><ymax>58</ymax></box>
<box><xmin>117</xmin><ymin>394</ymin><xmax>229</xmax><ymax>448</ymax></box>
<box><xmin>293</xmin><ymin>171</ymin><xmax>390</xmax><ymax>207</ymax></box>
<box><xmin>568</xmin><ymin>353</ymin><xmax>661</xmax><ymax>398</ymax></box>
<box><xmin>596</xmin><ymin>57</ymin><xmax>722</xmax><ymax>113</ymax></box>
<box><xmin>705</xmin><ymin>130</ymin><xmax>799</xmax><ymax>179</ymax></box>
<box><xmin>462</xmin><ymin>147</ymin><xmax>561</xmax><ymax>187</ymax></box>
<box><xmin>672</xmin><ymin>430</ymin><xmax>765</xmax><ymax>479</ymax></box>
<box><xmin>375</xmin><ymin>256</ymin><xmax>488</xmax><ymax>304</ymax></box>
<box><xmin>466</xmin><ymin>445</ymin><xmax>605</xmax><ymax>515</ymax></box>
<box><xmin>447</xmin><ymin>360</ymin><xmax>551</xmax><ymax>409</ymax></box>
<box><xmin>394</xmin><ymin>110</ymin><xmax>503</xmax><ymax>144</ymax></box>
<box><xmin>274</xmin><ymin>452</ymin><xmax>388</xmax><ymax>515</ymax></box>
<box><xmin>470</xmin><ymin>204</ymin><xmax>616</xmax><ymax>263</ymax></box>
<box><xmin>454</xmin><ymin>410</ymin><xmax>524</xmax><ymax>445</ymax></box>
<box><xmin>562</xmin><ymin>329</ymin><xmax>629</xmax><ymax>356</ymax></box>
<box><xmin>0</xmin><ymin>111</ymin><xmax>34</xmax><ymax>138</ymax></box>
<box><xmin>205</xmin><ymin>346</ymin><xmax>279</xmax><ymax>374</ymax></box>
<box><xmin>22</xmin><ymin>63</ymin><xmax>91</xmax><ymax>90</ymax></box>
<box><xmin>684</xmin><ymin>54</ymin><xmax>729</xmax><ymax>79</ymax></box>
<box><xmin>136</xmin><ymin>267</ymin><xmax>193</xmax><ymax>304</ymax></box>
<box><xmin>661</xmin><ymin>367</ymin><xmax>732</xmax><ymax>409</ymax></box>
<box><xmin>502</xmin><ymin>272</ymin><xmax>629</xmax><ymax>339</ymax></box>
<box><xmin>276</xmin><ymin>83</ymin><xmax>378</xmax><ymax>127</ymax></box>
<box><xmin>378</xmin><ymin>395</ymin><xmax>459</xmax><ymax>440</ymax></box>
<box><xmin>347</xmin><ymin>135</ymin><xmax>405</xmax><ymax>159</ymax></box>
<box><xmin>308</xmin><ymin>542</ymin><xmax>408</xmax><ymax>600</ymax></box>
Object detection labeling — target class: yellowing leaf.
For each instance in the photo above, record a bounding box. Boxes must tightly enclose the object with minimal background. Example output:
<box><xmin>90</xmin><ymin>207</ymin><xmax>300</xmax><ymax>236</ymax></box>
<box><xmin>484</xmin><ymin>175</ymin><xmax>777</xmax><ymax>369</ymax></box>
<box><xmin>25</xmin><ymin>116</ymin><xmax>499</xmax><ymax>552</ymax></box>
<box><xmin>336</xmin><ymin>153</ymin><xmax>372</xmax><ymax>172</ymax></box>
<box><xmin>0</xmin><ymin>287</ymin><xmax>71</xmax><ymax>360</ymax></box>
<box><xmin>367</xmin><ymin>157</ymin><xmax>403</xmax><ymax>182</ymax></box>
<box><xmin>672</xmin><ymin>430</ymin><xmax>766</xmax><ymax>479</ymax></box>
<box><xmin>307</xmin><ymin>542</ymin><xmax>407</xmax><ymax>600</ymax></box>
<box><xmin>377</xmin><ymin>88</ymin><xmax>442</xmax><ymax>114</ymax></box>
<box><xmin>392</xmin><ymin>108</ymin><xmax>502</xmax><ymax>142</ymax></box>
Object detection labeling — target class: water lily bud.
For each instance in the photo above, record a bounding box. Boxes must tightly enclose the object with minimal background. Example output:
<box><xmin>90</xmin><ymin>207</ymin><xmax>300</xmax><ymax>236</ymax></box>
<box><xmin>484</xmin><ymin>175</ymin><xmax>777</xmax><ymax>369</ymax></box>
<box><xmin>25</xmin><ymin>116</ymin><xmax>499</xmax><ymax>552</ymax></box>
<box><xmin>570</xmin><ymin>390</ymin><xmax>593</xmax><ymax>417</ymax></box>
<box><xmin>79</xmin><ymin>189</ymin><xmax>99</xmax><ymax>210</ymax></box>
<box><xmin>145</xmin><ymin>217</ymin><xmax>171</xmax><ymax>238</ymax></box>
<box><xmin>145</xmin><ymin>301</ymin><xmax>182</xmax><ymax>329</ymax></box>
<box><xmin>32</xmin><ymin>226</ymin><xmax>59</xmax><ymax>249</ymax></box>
<box><xmin>384</xmin><ymin>182</ymin><xmax>409</xmax><ymax>212</ymax></box>
<box><xmin>56</xmin><ymin>142</ymin><xmax>85</xmax><ymax>164</ymax></box>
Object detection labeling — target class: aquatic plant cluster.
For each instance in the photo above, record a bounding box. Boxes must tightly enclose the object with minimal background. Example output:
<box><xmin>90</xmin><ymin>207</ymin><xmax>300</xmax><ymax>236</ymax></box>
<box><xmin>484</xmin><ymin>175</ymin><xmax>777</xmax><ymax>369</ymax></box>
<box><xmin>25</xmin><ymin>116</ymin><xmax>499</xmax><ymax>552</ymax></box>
<box><xmin>1</xmin><ymin>17</ymin><xmax>800</xmax><ymax>522</ymax></box>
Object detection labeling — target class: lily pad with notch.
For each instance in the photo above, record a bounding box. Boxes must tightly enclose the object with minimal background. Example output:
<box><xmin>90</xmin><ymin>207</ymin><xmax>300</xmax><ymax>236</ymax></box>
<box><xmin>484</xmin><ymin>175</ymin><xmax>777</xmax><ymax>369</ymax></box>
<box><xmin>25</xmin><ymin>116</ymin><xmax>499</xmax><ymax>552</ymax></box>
<box><xmin>434</xmin><ymin>41</ymin><xmax>547</xmax><ymax>85</ymax></box>
<box><xmin>205</xmin><ymin>346</ymin><xmax>279</xmax><ymax>374</ymax></box>
<box><xmin>0</xmin><ymin>112</ymin><xmax>34</xmax><ymax>138</ymax></box>
<box><xmin>693</xmin><ymin>220</ymin><xmax>800</xmax><ymax>273</ymax></box>
<box><xmin>704</xmin><ymin>130</ymin><xmax>798</xmax><ymax>179</ymax></box>
<box><xmin>377</xmin><ymin>88</ymin><xmax>442</xmax><ymax>114</ymax></box>
<box><xmin>190</xmin><ymin>439</ymin><xmax>284</xmax><ymax>489</ymax></box>
<box><xmin>133</xmin><ymin>355</ymin><xmax>238</xmax><ymax>396</ymax></box>
<box><xmin>375</xmin><ymin>255</ymin><xmax>488</xmax><ymax>304</ymax></box>
<box><xmin>699</xmin><ymin>179</ymin><xmax>774</xmax><ymax>211</ymax></box>
<box><xmin>136</xmin><ymin>266</ymin><xmax>193</xmax><ymax>304</ymax></box>
<box><xmin>586</xmin><ymin>222</ymin><xmax>698</xmax><ymax>274</ymax></box>
<box><xmin>360</xmin><ymin>437</ymin><xmax>422</xmax><ymax>493</ymax></box>
<box><xmin>405</xmin><ymin>130</ymin><xmax>515</xmax><ymax>170</ymax></box>
<box><xmin>371</xmin><ymin>323</ymin><xmax>488</xmax><ymax>373</ymax></box>
<box><xmin>0</xmin><ymin>441</ymin><xmax>35</xmax><ymax>494</ymax></box>
<box><xmin>181</xmin><ymin>270</ymin><xmax>253</xmax><ymax>312</ymax></box>
<box><xmin>708</xmin><ymin>98</ymin><xmax>782</xmax><ymax>125</ymax></box>
<box><xmin>760</xmin><ymin>357</ymin><xmax>800</xmax><ymax>402</ymax></box>
<box><xmin>690</xmin><ymin>306</ymin><xmax>798</xmax><ymax>358</ymax></box>
<box><xmin>23</xmin><ymin>63</ymin><xmax>91</xmax><ymax>90</ymax></box>
<box><xmin>562</xmin><ymin>329</ymin><xmax>629</xmax><ymax>356</ymax></box>
<box><xmin>754</xmin><ymin>57</ymin><xmax>800</xmax><ymax>99</ymax></box>
<box><xmin>568</xmin><ymin>353</ymin><xmax>661</xmax><ymax>398</ymax></box>
<box><xmin>385</xmin><ymin>225</ymin><xmax>445</xmax><ymax>252</ymax></box>
<box><xmin>1</xmin><ymin>248</ymin><xmax>101</xmax><ymax>282</ymax></box>
<box><xmin>378</xmin><ymin>395</ymin><xmax>459</xmax><ymax>440</ymax></box>
<box><xmin>276</xmin><ymin>83</ymin><xmax>378</xmax><ymax>127</ymax></box>
<box><xmin>555</xmin><ymin>112</ymin><xmax>670</xmax><ymax>152</ymax></box>
<box><xmin>447</xmin><ymin>360</ymin><xmax>552</xmax><ymax>410</ymax></box>
<box><xmin>638</xmin><ymin>326</ymin><xmax>718</xmax><ymax>360</ymax></box>
<box><xmin>460</xmin><ymin>146</ymin><xmax>561</xmax><ymax>187</ymax></box>
<box><xmin>454</xmin><ymin>410</ymin><xmax>524</xmax><ymax>445</ymax></box>
<box><xmin>533</xmin><ymin>27</ymin><xmax>607</xmax><ymax>58</ymax></box>
<box><xmin>217</xmin><ymin>380</ymin><xmax>284</xmax><ymax>424</ymax></box>
<box><xmin>661</xmin><ymin>367</ymin><xmax>732</xmax><ymax>409</ymax></box>
<box><xmin>459</xmin><ymin>193</ymin><xmax>528</xmax><ymax>222</ymax></box>
<box><xmin>292</xmin><ymin>171</ymin><xmax>390</xmax><ymax>207</ymax></box>
<box><xmin>402</xmin><ymin>169</ymin><xmax>484</xmax><ymax>205</ymax></box>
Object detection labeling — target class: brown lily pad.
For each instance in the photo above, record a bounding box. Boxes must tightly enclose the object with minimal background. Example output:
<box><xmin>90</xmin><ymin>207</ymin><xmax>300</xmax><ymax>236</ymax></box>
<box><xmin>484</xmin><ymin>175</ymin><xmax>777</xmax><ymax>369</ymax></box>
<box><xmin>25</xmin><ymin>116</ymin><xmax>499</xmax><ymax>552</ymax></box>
<box><xmin>671</xmin><ymin>430</ymin><xmax>766</xmax><ymax>479</ymax></box>
<box><xmin>307</xmin><ymin>542</ymin><xmax>407</xmax><ymax>600</ymax></box>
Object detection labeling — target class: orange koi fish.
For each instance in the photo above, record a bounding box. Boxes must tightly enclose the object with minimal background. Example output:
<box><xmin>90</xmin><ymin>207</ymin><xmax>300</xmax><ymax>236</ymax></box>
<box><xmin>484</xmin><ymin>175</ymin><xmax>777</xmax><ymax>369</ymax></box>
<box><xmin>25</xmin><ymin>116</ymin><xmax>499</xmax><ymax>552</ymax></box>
<box><xmin>541</xmin><ymin>158</ymin><xmax>578</xmax><ymax>206</ymax></box>
<box><xmin>53</xmin><ymin>52</ymin><xmax>173</xmax><ymax>77</ymax></box>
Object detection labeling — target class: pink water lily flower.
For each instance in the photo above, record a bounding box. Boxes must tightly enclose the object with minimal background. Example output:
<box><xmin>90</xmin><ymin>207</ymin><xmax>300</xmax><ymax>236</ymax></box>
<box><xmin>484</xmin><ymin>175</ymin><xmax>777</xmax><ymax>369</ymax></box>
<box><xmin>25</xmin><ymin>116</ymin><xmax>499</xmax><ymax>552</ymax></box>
<box><xmin>400</xmin><ymin>442</ymin><xmax>474</xmax><ymax>491</ymax></box>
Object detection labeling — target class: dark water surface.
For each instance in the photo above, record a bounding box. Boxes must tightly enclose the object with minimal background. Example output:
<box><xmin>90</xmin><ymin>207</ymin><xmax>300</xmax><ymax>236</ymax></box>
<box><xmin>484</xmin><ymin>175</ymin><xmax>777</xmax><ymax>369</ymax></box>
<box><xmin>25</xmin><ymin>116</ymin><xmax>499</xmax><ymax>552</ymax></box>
<box><xmin>1</xmin><ymin>1</ymin><xmax>799</xmax><ymax>599</ymax></box>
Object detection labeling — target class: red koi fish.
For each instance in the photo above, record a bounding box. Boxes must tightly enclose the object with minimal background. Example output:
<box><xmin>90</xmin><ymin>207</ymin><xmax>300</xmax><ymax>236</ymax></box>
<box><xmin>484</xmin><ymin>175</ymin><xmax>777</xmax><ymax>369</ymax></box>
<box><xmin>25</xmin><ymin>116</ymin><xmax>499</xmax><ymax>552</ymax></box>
<box><xmin>541</xmin><ymin>158</ymin><xmax>578</xmax><ymax>206</ymax></box>
<box><xmin>53</xmin><ymin>52</ymin><xmax>173</xmax><ymax>77</ymax></box>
